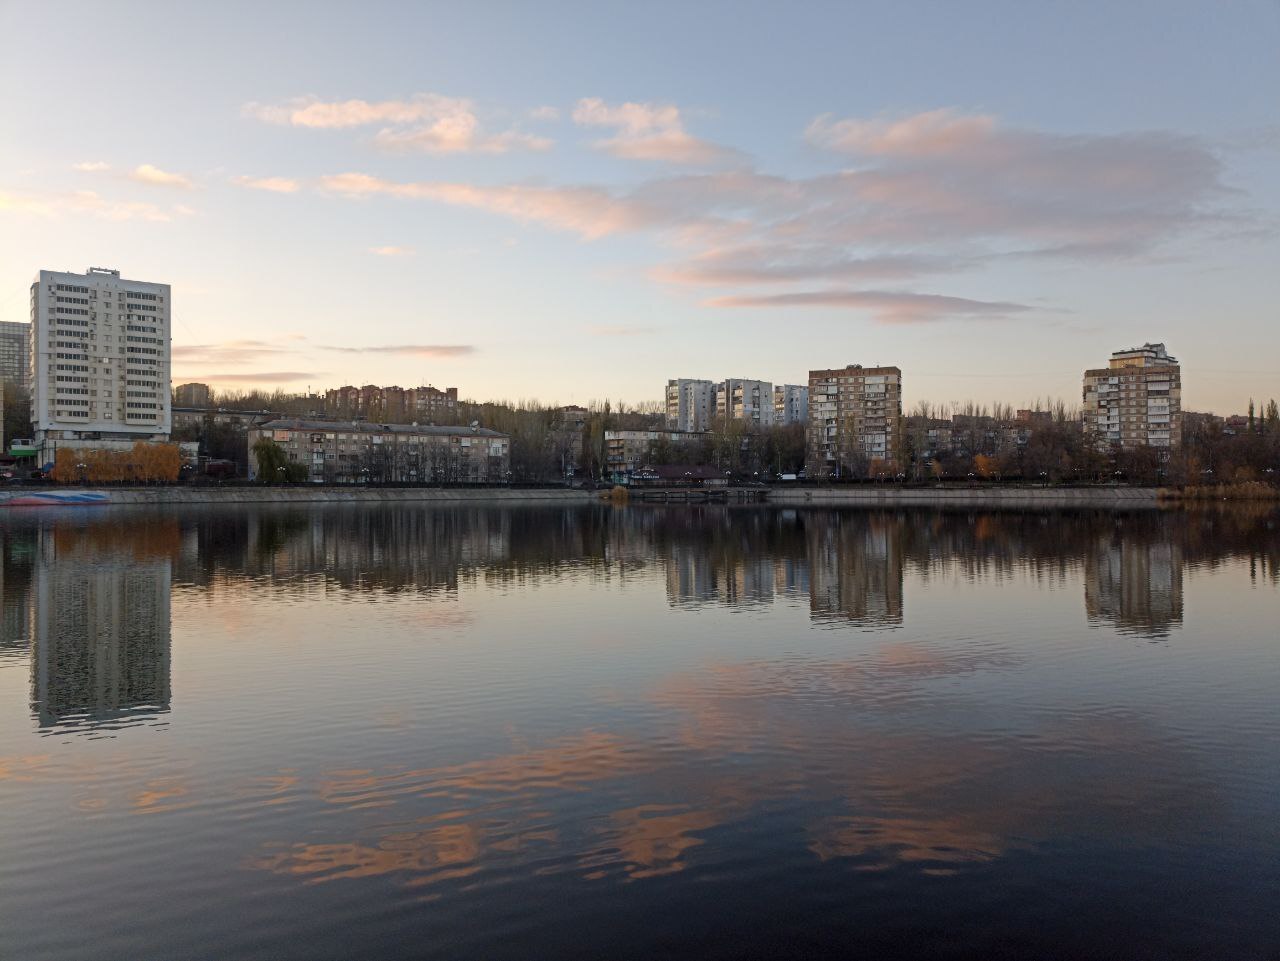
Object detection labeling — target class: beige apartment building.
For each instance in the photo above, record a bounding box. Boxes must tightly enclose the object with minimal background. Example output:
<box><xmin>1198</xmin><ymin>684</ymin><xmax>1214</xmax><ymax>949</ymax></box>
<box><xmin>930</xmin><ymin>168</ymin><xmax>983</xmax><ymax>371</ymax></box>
<box><xmin>605</xmin><ymin>428</ymin><xmax>708</xmax><ymax>479</ymax></box>
<box><xmin>806</xmin><ymin>364</ymin><xmax>903</xmax><ymax>477</ymax></box>
<box><xmin>248</xmin><ymin>419</ymin><xmax>509</xmax><ymax>483</ymax></box>
<box><xmin>1082</xmin><ymin>343</ymin><xmax>1181</xmax><ymax>451</ymax></box>
<box><xmin>324</xmin><ymin>384</ymin><xmax>459</xmax><ymax>422</ymax></box>
<box><xmin>173</xmin><ymin>382</ymin><xmax>211</xmax><ymax>407</ymax></box>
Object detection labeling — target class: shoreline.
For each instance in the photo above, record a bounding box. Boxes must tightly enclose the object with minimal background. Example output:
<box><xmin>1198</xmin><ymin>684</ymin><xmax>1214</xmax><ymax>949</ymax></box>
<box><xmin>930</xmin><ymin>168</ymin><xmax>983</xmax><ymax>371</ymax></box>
<box><xmin>0</xmin><ymin>487</ymin><xmax>596</xmax><ymax>507</ymax></box>
<box><xmin>764</xmin><ymin>486</ymin><xmax>1164</xmax><ymax>508</ymax></box>
<box><xmin>1</xmin><ymin>485</ymin><xmax>1272</xmax><ymax>510</ymax></box>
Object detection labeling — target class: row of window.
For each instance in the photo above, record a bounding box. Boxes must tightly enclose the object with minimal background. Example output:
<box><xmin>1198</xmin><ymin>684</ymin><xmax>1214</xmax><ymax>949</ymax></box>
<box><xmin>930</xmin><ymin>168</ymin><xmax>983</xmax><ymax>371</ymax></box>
<box><xmin>126</xmin><ymin>291</ymin><xmax>158</xmax><ymax>301</ymax></box>
<box><xmin>56</xmin><ymin>363</ymin><xmax>89</xmax><ymax>372</ymax></box>
<box><xmin>56</xmin><ymin>306</ymin><xmax>89</xmax><ymax>316</ymax></box>
<box><xmin>126</xmin><ymin>336</ymin><xmax>161</xmax><ymax>344</ymax></box>
<box><xmin>55</xmin><ymin>284</ymin><xmax>89</xmax><ymax>294</ymax></box>
<box><xmin>56</xmin><ymin>296</ymin><xmax>89</xmax><ymax>305</ymax></box>
<box><xmin>127</xmin><ymin>347</ymin><xmax>160</xmax><ymax>355</ymax></box>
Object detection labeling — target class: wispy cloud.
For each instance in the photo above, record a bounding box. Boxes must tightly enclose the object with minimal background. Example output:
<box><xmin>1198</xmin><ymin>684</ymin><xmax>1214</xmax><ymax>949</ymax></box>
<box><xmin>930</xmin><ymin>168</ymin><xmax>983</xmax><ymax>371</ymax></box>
<box><xmin>706</xmin><ymin>290</ymin><xmax>1036</xmax><ymax>324</ymax></box>
<box><xmin>73</xmin><ymin>161</ymin><xmax>110</xmax><ymax>172</ymax></box>
<box><xmin>313</xmin><ymin>109</ymin><xmax>1238</xmax><ymax>322</ymax></box>
<box><xmin>234</xmin><ymin>175</ymin><xmax>300</xmax><ymax>193</ymax></box>
<box><xmin>368</xmin><ymin>245</ymin><xmax>413</xmax><ymax>256</ymax></box>
<box><xmin>186</xmin><ymin>371</ymin><xmax>319</xmax><ymax>384</ymax></box>
<box><xmin>244</xmin><ymin>94</ymin><xmax>551</xmax><ymax>155</ymax></box>
<box><xmin>320</xmin><ymin>172</ymin><xmax>663</xmax><ymax>239</ymax></box>
<box><xmin>530</xmin><ymin>105</ymin><xmax>561</xmax><ymax>122</ymax></box>
<box><xmin>0</xmin><ymin>188</ymin><xmax>173</xmax><ymax>222</ymax></box>
<box><xmin>653</xmin><ymin>248</ymin><xmax>971</xmax><ymax>286</ymax></box>
<box><xmin>172</xmin><ymin>340</ymin><xmax>290</xmax><ymax>365</ymax></box>
<box><xmin>585</xmin><ymin>325</ymin><xmax>657</xmax><ymax>337</ymax></box>
<box><xmin>572</xmin><ymin>98</ymin><xmax>743</xmax><ymax>165</ymax></box>
<box><xmin>129</xmin><ymin>163</ymin><xmax>194</xmax><ymax>189</ymax></box>
<box><xmin>318</xmin><ymin>344</ymin><xmax>475</xmax><ymax>357</ymax></box>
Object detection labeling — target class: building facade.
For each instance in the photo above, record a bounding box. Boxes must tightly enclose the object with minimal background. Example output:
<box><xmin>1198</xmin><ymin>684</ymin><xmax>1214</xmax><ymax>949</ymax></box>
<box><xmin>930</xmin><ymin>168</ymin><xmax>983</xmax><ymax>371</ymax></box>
<box><xmin>247</xmin><ymin>419</ymin><xmax>510</xmax><ymax>483</ymax></box>
<box><xmin>605</xmin><ymin>428</ymin><xmax>708</xmax><ymax>479</ymax></box>
<box><xmin>28</xmin><ymin>268</ymin><xmax>171</xmax><ymax>460</ymax></box>
<box><xmin>174</xmin><ymin>382</ymin><xmax>211</xmax><ymax>407</ymax></box>
<box><xmin>1082</xmin><ymin>343</ymin><xmax>1182</xmax><ymax>451</ymax></box>
<box><xmin>0</xmin><ymin>321</ymin><xmax>29</xmax><ymax>390</ymax></box>
<box><xmin>665</xmin><ymin>378</ymin><xmax>716</xmax><ymax>432</ymax></box>
<box><xmin>323</xmin><ymin>384</ymin><xmax>459</xmax><ymax>422</ymax></box>
<box><xmin>806</xmin><ymin>364</ymin><xmax>903</xmax><ymax>477</ymax></box>
<box><xmin>773</xmin><ymin>384</ymin><xmax>809</xmax><ymax>425</ymax></box>
<box><xmin>716</xmin><ymin>378</ymin><xmax>774</xmax><ymax>427</ymax></box>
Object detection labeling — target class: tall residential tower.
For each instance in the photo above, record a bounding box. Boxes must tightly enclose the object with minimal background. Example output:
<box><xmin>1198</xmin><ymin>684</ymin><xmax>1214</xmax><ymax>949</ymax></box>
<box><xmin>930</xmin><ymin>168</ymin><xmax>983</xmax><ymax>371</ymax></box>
<box><xmin>29</xmin><ymin>268</ymin><xmax>171</xmax><ymax>459</ymax></box>
<box><xmin>1082</xmin><ymin>343</ymin><xmax>1181</xmax><ymax>451</ymax></box>
<box><xmin>806</xmin><ymin>364</ymin><xmax>902</xmax><ymax>477</ymax></box>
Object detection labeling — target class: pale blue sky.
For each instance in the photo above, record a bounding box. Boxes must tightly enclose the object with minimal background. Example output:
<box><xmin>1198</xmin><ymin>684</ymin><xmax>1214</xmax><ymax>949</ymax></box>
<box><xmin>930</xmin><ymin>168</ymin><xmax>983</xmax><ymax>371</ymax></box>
<box><xmin>1</xmin><ymin>0</ymin><xmax>1277</xmax><ymax>413</ymax></box>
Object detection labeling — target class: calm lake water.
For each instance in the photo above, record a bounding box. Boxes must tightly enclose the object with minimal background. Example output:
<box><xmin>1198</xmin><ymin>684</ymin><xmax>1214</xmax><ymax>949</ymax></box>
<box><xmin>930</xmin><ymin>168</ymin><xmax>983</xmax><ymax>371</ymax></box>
<box><xmin>1</xmin><ymin>504</ymin><xmax>1277</xmax><ymax>960</ymax></box>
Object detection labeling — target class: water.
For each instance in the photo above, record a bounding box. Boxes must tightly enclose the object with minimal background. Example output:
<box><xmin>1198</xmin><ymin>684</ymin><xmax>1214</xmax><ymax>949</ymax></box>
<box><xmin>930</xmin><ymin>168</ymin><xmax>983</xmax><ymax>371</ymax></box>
<box><xmin>1</xmin><ymin>504</ymin><xmax>1277</xmax><ymax>960</ymax></box>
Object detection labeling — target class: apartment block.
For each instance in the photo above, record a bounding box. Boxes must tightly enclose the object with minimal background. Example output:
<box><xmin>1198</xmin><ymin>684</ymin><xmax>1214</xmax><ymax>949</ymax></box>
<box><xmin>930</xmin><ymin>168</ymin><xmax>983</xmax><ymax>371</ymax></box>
<box><xmin>1082</xmin><ymin>343</ymin><xmax>1181</xmax><ymax>450</ymax></box>
<box><xmin>324</xmin><ymin>383</ymin><xmax>459</xmax><ymax>422</ymax></box>
<box><xmin>806</xmin><ymin>364</ymin><xmax>903</xmax><ymax>477</ymax></box>
<box><xmin>248</xmin><ymin>419</ymin><xmax>509</xmax><ymax>483</ymax></box>
<box><xmin>773</xmin><ymin>384</ymin><xmax>809</xmax><ymax>425</ymax></box>
<box><xmin>0</xmin><ymin>321</ymin><xmax>29</xmax><ymax>390</ymax></box>
<box><xmin>174</xmin><ymin>382</ymin><xmax>210</xmax><ymax>407</ymax></box>
<box><xmin>716</xmin><ymin>378</ymin><xmax>774</xmax><ymax>426</ymax></box>
<box><xmin>29</xmin><ymin>268</ymin><xmax>171</xmax><ymax>460</ymax></box>
<box><xmin>665</xmin><ymin>378</ymin><xmax>715</xmax><ymax>432</ymax></box>
<box><xmin>605</xmin><ymin>428</ymin><xmax>708</xmax><ymax>479</ymax></box>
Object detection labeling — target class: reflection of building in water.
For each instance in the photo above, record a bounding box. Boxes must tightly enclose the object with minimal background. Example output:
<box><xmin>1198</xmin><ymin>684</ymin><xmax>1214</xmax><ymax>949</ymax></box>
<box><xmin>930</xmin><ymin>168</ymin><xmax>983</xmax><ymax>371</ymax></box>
<box><xmin>31</xmin><ymin>527</ymin><xmax>171</xmax><ymax>730</ymax></box>
<box><xmin>665</xmin><ymin>543</ymin><xmax>785</xmax><ymax>609</ymax></box>
<box><xmin>808</xmin><ymin>514</ymin><xmax>904</xmax><ymax>627</ymax></box>
<box><xmin>1085</xmin><ymin>536</ymin><xmax>1183</xmax><ymax>638</ymax></box>
<box><xmin>1</xmin><ymin>529</ymin><xmax>34</xmax><ymax>655</ymax></box>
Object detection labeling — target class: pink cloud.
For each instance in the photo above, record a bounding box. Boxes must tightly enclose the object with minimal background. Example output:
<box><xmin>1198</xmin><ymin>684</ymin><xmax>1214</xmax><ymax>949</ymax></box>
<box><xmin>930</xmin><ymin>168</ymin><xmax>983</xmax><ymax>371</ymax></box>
<box><xmin>572</xmin><ymin>98</ymin><xmax>743</xmax><ymax>165</ymax></box>
<box><xmin>706</xmin><ymin>289</ymin><xmax>1035</xmax><ymax>324</ymax></box>
<box><xmin>244</xmin><ymin>94</ymin><xmax>551</xmax><ymax>155</ymax></box>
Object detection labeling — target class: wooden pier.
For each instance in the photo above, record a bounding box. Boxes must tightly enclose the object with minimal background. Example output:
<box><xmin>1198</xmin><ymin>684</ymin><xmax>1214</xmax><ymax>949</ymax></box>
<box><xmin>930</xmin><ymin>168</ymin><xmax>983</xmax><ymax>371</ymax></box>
<box><xmin>632</xmin><ymin>486</ymin><xmax>768</xmax><ymax>504</ymax></box>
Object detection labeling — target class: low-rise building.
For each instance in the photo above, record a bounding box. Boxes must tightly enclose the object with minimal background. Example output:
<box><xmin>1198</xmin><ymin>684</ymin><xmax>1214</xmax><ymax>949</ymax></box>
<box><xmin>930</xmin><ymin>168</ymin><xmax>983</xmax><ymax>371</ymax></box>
<box><xmin>247</xmin><ymin>419</ymin><xmax>509</xmax><ymax>483</ymax></box>
<box><xmin>605</xmin><ymin>428</ymin><xmax>708</xmax><ymax>480</ymax></box>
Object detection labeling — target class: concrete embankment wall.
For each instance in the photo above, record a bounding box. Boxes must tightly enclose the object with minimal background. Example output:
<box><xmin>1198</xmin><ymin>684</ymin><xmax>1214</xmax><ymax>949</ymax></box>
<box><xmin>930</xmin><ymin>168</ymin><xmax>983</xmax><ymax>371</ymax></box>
<box><xmin>765</xmin><ymin>487</ymin><xmax>1163</xmax><ymax>508</ymax></box>
<box><xmin>0</xmin><ymin>487</ymin><xmax>596</xmax><ymax>506</ymax></box>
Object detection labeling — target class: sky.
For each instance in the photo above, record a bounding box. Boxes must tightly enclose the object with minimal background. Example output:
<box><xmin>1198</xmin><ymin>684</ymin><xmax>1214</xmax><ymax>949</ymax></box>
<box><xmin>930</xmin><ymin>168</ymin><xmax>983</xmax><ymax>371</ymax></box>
<box><xmin>1</xmin><ymin>0</ymin><xmax>1277</xmax><ymax>414</ymax></box>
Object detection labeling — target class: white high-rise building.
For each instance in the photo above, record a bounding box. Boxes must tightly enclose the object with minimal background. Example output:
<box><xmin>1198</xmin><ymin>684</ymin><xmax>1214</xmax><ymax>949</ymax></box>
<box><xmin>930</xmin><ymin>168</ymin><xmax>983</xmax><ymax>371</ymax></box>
<box><xmin>773</xmin><ymin>384</ymin><xmax>809</xmax><ymax>425</ymax></box>
<box><xmin>716</xmin><ymin>378</ymin><xmax>774</xmax><ymax>427</ymax></box>
<box><xmin>29</xmin><ymin>268</ymin><xmax>171</xmax><ymax>458</ymax></box>
<box><xmin>665</xmin><ymin>378</ymin><xmax>715</xmax><ymax>432</ymax></box>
